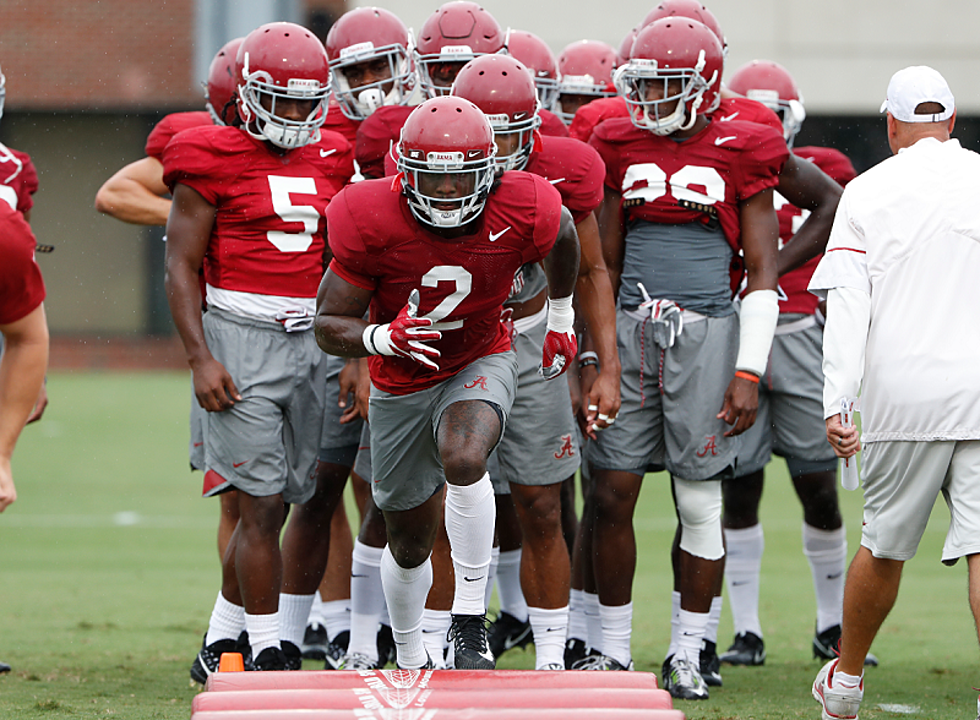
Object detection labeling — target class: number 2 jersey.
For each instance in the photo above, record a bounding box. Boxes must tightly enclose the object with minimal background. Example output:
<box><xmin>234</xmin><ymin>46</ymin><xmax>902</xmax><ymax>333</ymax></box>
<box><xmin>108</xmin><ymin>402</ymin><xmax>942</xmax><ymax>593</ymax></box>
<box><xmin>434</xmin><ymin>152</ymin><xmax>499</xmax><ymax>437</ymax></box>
<box><xmin>327</xmin><ymin>172</ymin><xmax>563</xmax><ymax>395</ymax></box>
<box><xmin>590</xmin><ymin>116</ymin><xmax>786</xmax><ymax>313</ymax></box>
<box><xmin>162</xmin><ymin>124</ymin><xmax>354</xmax><ymax>315</ymax></box>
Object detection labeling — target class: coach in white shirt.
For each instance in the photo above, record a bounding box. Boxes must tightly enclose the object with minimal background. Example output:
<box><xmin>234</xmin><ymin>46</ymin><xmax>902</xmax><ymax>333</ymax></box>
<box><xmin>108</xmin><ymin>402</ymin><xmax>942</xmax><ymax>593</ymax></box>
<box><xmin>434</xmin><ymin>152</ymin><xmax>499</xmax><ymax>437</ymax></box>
<box><xmin>807</xmin><ymin>65</ymin><xmax>980</xmax><ymax>720</ymax></box>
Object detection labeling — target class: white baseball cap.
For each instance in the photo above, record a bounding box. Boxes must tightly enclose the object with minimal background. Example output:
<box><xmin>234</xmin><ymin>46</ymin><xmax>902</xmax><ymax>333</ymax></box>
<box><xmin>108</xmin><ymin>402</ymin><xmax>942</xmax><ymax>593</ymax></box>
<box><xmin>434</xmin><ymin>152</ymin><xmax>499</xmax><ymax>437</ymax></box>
<box><xmin>880</xmin><ymin>66</ymin><xmax>954</xmax><ymax>123</ymax></box>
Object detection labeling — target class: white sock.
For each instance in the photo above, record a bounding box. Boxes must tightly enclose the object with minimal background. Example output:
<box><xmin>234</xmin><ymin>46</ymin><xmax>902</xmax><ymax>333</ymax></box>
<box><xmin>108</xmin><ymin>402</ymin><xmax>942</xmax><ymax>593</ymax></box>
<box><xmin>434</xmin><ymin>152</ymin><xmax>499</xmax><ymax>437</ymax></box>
<box><xmin>308</xmin><ymin>590</ymin><xmax>326</xmax><ymax>627</ymax></box>
<box><xmin>598</xmin><ymin>602</ymin><xmax>632</xmax><ymax>667</ymax></box>
<box><xmin>322</xmin><ymin>599</ymin><xmax>351</xmax><ymax>641</ymax></box>
<box><xmin>835</xmin><ymin>668</ymin><xmax>863</xmax><ymax>688</ymax></box>
<box><xmin>279</xmin><ymin>593</ymin><xmax>315</xmax><ymax>648</ymax></box>
<box><xmin>705</xmin><ymin>595</ymin><xmax>723</xmax><ymax>645</ymax></box>
<box><xmin>245</xmin><ymin>611</ymin><xmax>280</xmax><ymax>658</ymax></box>
<box><xmin>445</xmin><ymin>475</ymin><xmax>495</xmax><ymax>616</ymax></box>
<box><xmin>666</xmin><ymin>590</ymin><xmax>681</xmax><ymax>659</ymax></box>
<box><xmin>802</xmin><ymin>523</ymin><xmax>847</xmax><ymax>634</ymax></box>
<box><xmin>421</xmin><ymin>608</ymin><xmax>451</xmax><ymax>669</ymax></box>
<box><xmin>677</xmin><ymin>608</ymin><xmax>709</xmax><ymax>663</ymax></box>
<box><xmin>348</xmin><ymin>540</ymin><xmax>384</xmax><ymax>660</ymax></box>
<box><xmin>724</xmin><ymin>524</ymin><xmax>765</xmax><ymax>638</ymax></box>
<box><xmin>496</xmin><ymin>549</ymin><xmax>528</xmax><ymax>621</ymax></box>
<box><xmin>584</xmin><ymin>591</ymin><xmax>602</xmax><ymax>651</ymax></box>
<box><xmin>528</xmin><ymin>606</ymin><xmax>568</xmax><ymax>669</ymax></box>
<box><xmin>380</xmin><ymin>545</ymin><xmax>431</xmax><ymax>669</ymax></box>
<box><xmin>484</xmin><ymin>546</ymin><xmax>500</xmax><ymax>610</ymax></box>
<box><xmin>568</xmin><ymin>589</ymin><xmax>587</xmax><ymax>643</ymax></box>
<box><xmin>205</xmin><ymin>591</ymin><xmax>246</xmax><ymax>647</ymax></box>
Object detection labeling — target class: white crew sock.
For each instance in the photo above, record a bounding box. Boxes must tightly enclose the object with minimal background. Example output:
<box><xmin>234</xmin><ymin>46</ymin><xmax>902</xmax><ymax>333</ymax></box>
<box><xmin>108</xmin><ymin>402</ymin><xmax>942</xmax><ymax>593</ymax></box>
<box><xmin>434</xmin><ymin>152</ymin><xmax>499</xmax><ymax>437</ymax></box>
<box><xmin>584</xmin><ymin>591</ymin><xmax>602</xmax><ymax>651</ymax></box>
<box><xmin>445</xmin><ymin>474</ymin><xmax>496</xmax><ymax>615</ymax></box>
<box><xmin>567</xmin><ymin>589</ymin><xmax>587</xmax><ymax>643</ymax></box>
<box><xmin>279</xmin><ymin>593</ymin><xmax>315</xmax><ymax>648</ymax></box>
<box><xmin>322</xmin><ymin>599</ymin><xmax>351</xmax><ymax>642</ymax></box>
<box><xmin>666</xmin><ymin>590</ymin><xmax>681</xmax><ymax>659</ymax></box>
<box><xmin>484</xmin><ymin>546</ymin><xmax>500</xmax><ymax>609</ymax></box>
<box><xmin>528</xmin><ymin>606</ymin><xmax>568</xmax><ymax>669</ymax></box>
<box><xmin>677</xmin><ymin>608</ymin><xmax>709</xmax><ymax>664</ymax></box>
<box><xmin>802</xmin><ymin>523</ymin><xmax>847</xmax><ymax>634</ymax></box>
<box><xmin>205</xmin><ymin>591</ymin><xmax>246</xmax><ymax>646</ymax></box>
<box><xmin>705</xmin><ymin>595</ymin><xmax>723</xmax><ymax>645</ymax></box>
<box><xmin>245</xmin><ymin>611</ymin><xmax>280</xmax><ymax>658</ymax></box>
<box><xmin>598</xmin><ymin>602</ymin><xmax>632</xmax><ymax>667</ymax></box>
<box><xmin>723</xmin><ymin>524</ymin><xmax>765</xmax><ymax>638</ymax></box>
<box><xmin>308</xmin><ymin>590</ymin><xmax>326</xmax><ymax>627</ymax></box>
<box><xmin>421</xmin><ymin>608</ymin><xmax>451</xmax><ymax>669</ymax></box>
<box><xmin>348</xmin><ymin>540</ymin><xmax>384</xmax><ymax>661</ymax></box>
<box><xmin>496</xmin><ymin>549</ymin><xmax>528</xmax><ymax>621</ymax></box>
<box><xmin>380</xmin><ymin>545</ymin><xmax>431</xmax><ymax>669</ymax></box>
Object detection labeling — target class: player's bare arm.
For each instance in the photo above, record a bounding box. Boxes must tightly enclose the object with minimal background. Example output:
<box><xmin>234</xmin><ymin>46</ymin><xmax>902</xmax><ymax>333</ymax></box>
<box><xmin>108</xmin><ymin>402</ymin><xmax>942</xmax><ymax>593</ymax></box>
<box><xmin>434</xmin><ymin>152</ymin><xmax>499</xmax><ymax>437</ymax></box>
<box><xmin>773</xmin><ymin>155</ymin><xmax>842</xmax><ymax>276</ymax></box>
<box><xmin>314</xmin><ymin>269</ymin><xmax>373</xmax><ymax>357</ymax></box>
<box><xmin>164</xmin><ymin>183</ymin><xmax>240</xmax><ymax>412</ymax></box>
<box><xmin>717</xmin><ymin>187</ymin><xmax>779</xmax><ymax>437</ymax></box>
<box><xmin>94</xmin><ymin>156</ymin><xmax>172</xmax><ymax>226</ymax></box>
<box><xmin>595</xmin><ymin>186</ymin><xmax>625</xmax><ymax>296</ymax></box>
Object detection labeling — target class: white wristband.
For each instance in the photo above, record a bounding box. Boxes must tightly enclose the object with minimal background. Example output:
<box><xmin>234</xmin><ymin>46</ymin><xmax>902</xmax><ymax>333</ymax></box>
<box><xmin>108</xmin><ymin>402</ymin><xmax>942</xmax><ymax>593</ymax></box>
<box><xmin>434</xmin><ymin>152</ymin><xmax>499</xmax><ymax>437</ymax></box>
<box><xmin>362</xmin><ymin>323</ymin><xmax>394</xmax><ymax>356</ymax></box>
<box><xmin>547</xmin><ymin>295</ymin><xmax>575</xmax><ymax>334</ymax></box>
<box><xmin>736</xmin><ymin>289</ymin><xmax>779</xmax><ymax>377</ymax></box>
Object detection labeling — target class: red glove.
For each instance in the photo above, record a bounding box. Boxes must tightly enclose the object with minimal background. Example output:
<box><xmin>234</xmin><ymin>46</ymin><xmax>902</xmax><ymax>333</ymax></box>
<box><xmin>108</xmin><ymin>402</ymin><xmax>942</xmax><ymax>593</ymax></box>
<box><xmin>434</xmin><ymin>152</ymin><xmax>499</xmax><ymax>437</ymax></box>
<box><xmin>539</xmin><ymin>295</ymin><xmax>577</xmax><ymax>380</ymax></box>
<box><xmin>363</xmin><ymin>289</ymin><xmax>442</xmax><ymax>370</ymax></box>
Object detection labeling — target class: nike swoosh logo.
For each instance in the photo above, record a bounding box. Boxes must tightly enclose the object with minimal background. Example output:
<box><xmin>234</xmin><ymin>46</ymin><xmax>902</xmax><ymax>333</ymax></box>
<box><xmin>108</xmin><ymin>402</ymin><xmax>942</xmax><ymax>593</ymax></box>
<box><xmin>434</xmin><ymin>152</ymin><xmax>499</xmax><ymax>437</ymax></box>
<box><xmin>731</xmin><ymin>580</ymin><xmax>749</xmax><ymax>586</ymax></box>
<box><xmin>467</xmin><ymin>150</ymin><xmax>482</xmax><ymax>159</ymax></box>
<box><xmin>320</xmin><ymin>148</ymin><xmax>337</xmax><ymax>157</ymax></box>
<box><xmin>548</xmin><ymin>177</ymin><xmax>566</xmax><ymax>185</ymax></box>
<box><xmin>193</xmin><ymin>442</ymin><xmax>203</xmax><ymax>447</ymax></box>
<box><xmin>827</xmin><ymin>572</ymin><xmax>843</xmax><ymax>579</ymax></box>
<box><xmin>503</xmin><ymin>635</ymin><xmax>527</xmax><ymax>651</ymax></box>
<box><xmin>422</xmin><ymin>629</ymin><xmax>441</xmax><ymax>634</ymax></box>
<box><xmin>463</xmin><ymin>576</ymin><xmax>483</xmax><ymax>582</ymax></box>
<box><xmin>232</xmin><ymin>460</ymin><xmax>249</xmax><ymax>468</ymax></box>
<box><xmin>714</xmin><ymin>135</ymin><xmax>737</xmax><ymax>146</ymax></box>
<box><xmin>719</xmin><ymin>111</ymin><xmax>739</xmax><ymax>121</ymax></box>
<box><xmin>489</xmin><ymin>226</ymin><xmax>511</xmax><ymax>242</ymax></box>
<box><xmin>351</xmin><ymin>574</ymin><xmax>367</xmax><ymax>578</ymax></box>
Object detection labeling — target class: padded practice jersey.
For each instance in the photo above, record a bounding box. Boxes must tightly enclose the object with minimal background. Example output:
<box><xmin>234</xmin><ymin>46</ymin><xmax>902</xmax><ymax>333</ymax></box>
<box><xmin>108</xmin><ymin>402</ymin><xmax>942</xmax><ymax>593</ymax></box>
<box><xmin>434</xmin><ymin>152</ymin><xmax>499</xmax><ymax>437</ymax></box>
<box><xmin>0</xmin><ymin>144</ymin><xmax>38</xmax><ymax>215</ymax></box>
<box><xmin>145</xmin><ymin>111</ymin><xmax>213</xmax><ymax>160</ymax></box>
<box><xmin>327</xmin><ymin>172</ymin><xmax>562</xmax><ymax>394</ymax></box>
<box><xmin>0</xmin><ymin>203</ymin><xmax>45</xmax><ymax>324</ymax></box>
<box><xmin>162</xmin><ymin>124</ymin><xmax>354</xmax><ymax>300</ymax></box>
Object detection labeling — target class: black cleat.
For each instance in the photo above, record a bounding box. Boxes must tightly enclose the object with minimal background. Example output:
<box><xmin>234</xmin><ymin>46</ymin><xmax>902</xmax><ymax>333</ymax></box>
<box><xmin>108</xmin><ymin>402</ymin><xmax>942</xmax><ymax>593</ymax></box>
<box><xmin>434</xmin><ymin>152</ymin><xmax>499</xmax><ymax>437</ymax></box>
<box><xmin>487</xmin><ymin>611</ymin><xmax>533</xmax><ymax>659</ymax></box>
<box><xmin>281</xmin><ymin>640</ymin><xmax>303</xmax><ymax>671</ymax></box>
<box><xmin>664</xmin><ymin>654</ymin><xmax>709</xmax><ymax>700</ymax></box>
<box><xmin>252</xmin><ymin>646</ymin><xmax>287</xmax><ymax>671</ymax></box>
<box><xmin>564</xmin><ymin>637</ymin><xmax>590</xmax><ymax>670</ymax></box>
<box><xmin>376</xmin><ymin>624</ymin><xmax>397</xmax><ymax>668</ymax></box>
<box><xmin>813</xmin><ymin>624</ymin><xmax>878</xmax><ymax>666</ymax></box>
<box><xmin>324</xmin><ymin>630</ymin><xmax>350</xmax><ymax>670</ymax></box>
<box><xmin>0</xmin><ymin>661</ymin><xmax>10</xmax><ymax>674</ymax></box>
<box><xmin>190</xmin><ymin>634</ymin><xmax>240</xmax><ymax>685</ymax></box>
<box><xmin>301</xmin><ymin>623</ymin><xmax>329</xmax><ymax>660</ymax></box>
<box><xmin>700</xmin><ymin>639</ymin><xmax>723</xmax><ymax>687</ymax></box>
<box><xmin>573</xmin><ymin>653</ymin><xmax>633</xmax><ymax>671</ymax></box>
<box><xmin>447</xmin><ymin>614</ymin><xmax>495</xmax><ymax>670</ymax></box>
<box><xmin>719</xmin><ymin>631</ymin><xmax>766</xmax><ymax>666</ymax></box>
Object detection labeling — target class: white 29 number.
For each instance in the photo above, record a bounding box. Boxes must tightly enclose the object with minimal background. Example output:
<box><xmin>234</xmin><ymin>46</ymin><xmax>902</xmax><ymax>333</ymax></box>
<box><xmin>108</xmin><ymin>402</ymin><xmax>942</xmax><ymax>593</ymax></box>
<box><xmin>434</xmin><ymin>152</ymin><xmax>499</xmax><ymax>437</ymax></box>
<box><xmin>419</xmin><ymin>265</ymin><xmax>472</xmax><ymax>331</ymax></box>
<box><xmin>622</xmin><ymin>163</ymin><xmax>725</xmax><ymax>207</ymax></box>
<box><xmin>267</xmin><ymin>175</ymin><xmax>319</xmax><ymax>252</ymax></box>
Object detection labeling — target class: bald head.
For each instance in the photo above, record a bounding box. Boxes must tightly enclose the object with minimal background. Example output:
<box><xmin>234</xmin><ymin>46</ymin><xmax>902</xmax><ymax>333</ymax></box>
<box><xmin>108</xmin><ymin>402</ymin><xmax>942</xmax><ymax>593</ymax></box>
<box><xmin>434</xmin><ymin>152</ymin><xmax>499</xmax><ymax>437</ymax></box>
<box><xmin>887</xmin><ymin>102</ymin><xmax>955</xmax><ymax>154</ymax></box>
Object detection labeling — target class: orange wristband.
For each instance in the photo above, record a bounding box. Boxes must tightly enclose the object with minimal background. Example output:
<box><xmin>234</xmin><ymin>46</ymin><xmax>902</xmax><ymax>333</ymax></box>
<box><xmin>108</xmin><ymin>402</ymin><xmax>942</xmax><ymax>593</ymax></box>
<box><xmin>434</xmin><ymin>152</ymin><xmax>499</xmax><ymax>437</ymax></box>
<box><xmin>735</xmin><ymin>370</ymin><xmax>760</xmax><ymax>384</ymax></box>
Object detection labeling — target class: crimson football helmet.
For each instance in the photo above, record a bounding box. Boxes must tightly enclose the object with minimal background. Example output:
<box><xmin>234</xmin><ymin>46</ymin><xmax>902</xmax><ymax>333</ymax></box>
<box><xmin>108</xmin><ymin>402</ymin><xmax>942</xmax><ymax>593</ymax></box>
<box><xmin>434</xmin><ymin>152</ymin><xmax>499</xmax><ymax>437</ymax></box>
<box><xmin>505</xmin><ymin>29</ymin><xmax>560</xmax><ymax>113</ymax></box>
<box><xmin>728</xmin><ymin>60</ymin><xmax>806</xmax><ymax>147</ymax></box>
<box><xmin>205</xmin><ymin>38</ymin><xmax>244</xmax><ymax>126</ymax></box>
<box><xmin>396</xmin><ymin>96</ymin><xmax>497</xmax><ymax>228</ymax></box>
<box><xmin>325</xmin><ymin>7</ymin><xmax>415</xmax><ymax>121</ymax></box>
<box><xmin>415</xmin><ymin>1</ymin><xmax>505</xmax><ymax>98</ymax></box>
<box><xmin>616</xmin><ymin>27</ymin><xmax>639</xmax><ymax>67</ymax></box>
<box><xmin>616</xmin><ymin>18</ymin><xmax>723</xmax><ymax>135</ymax></box>
<box><xmin>451</xmin><ymin>54</ymin><xmax>541</xmax><ymax>172</ymax></box>
<box><xmin>236</xmin><ymin>22</ymin><xmax>331</xmax><ymax>149</ymax></box>
<box><xmin>0</xmin><ymin>65</ymin><xmax>5</xmax><ymax>125</ymax></box>
<box><xmin>556</xmin><ymin>40</ymin><xmax>618</xmax><ymax>125</ymax></box>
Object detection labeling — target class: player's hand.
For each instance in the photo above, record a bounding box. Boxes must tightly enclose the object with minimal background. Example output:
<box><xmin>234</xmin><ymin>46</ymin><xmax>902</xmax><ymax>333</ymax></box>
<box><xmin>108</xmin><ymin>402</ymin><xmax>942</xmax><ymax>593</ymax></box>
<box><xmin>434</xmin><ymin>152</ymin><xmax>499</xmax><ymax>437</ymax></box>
<box><xmin>583</xmin><ymin>368</ymin><xmax>621</xmax><ymax>440</ymax></box>
<box><xmin>0</xmin><ymin>457</ymin><xmax>16</xmax><ymax>512</ymax></box>
<box><xmin>540</xmin><ymin>329</ymin><xmax>577</xmax><ymax>380</ymax></box>
<box><xmin>638</xmin><ymin>283</ymin><xmax>683</xmax><ymax>349</ymax></box>
<box><xmin>364</xmin><ymin>289</ymin><xmax>442</xmax><ymax>370</ymax></box>
<box><xmin>26</xmin><ymin>382</ymin><xmax>48</xmax><ymax>424</ymax></box>
<box><xmin>338</xmin><ymin>359</ymin><xmax>361</xmax><ymax>424</ymax></box>
<box><xmin>717</xmin><ymin>374</ymin><xmax>759</xmax><ymax>437</ymax></box>
<box><xmin>825</xmin><ymin>415</ymin><xmax>860</xmax><ymax>458</ymax></box>
<box><xmin>191</xmin><ymin>356</ymin><xmax>242</xmax><ymax>412</ymax></box>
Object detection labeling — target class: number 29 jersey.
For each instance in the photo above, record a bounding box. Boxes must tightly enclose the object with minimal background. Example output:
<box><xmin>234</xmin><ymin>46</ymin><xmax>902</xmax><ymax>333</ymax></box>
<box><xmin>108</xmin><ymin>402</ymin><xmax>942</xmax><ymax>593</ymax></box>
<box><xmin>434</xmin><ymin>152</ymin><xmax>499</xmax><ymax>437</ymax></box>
<box><xmin>327</xmin><ymin>172</ymin><xmax>563</xmax><ymax>395</ymax></box>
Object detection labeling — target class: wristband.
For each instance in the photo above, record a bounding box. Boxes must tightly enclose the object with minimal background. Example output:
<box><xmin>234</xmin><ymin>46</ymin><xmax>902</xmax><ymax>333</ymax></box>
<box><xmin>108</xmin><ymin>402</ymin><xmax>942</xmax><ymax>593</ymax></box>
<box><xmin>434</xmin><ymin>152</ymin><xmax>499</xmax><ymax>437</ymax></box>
<box><xmin>734</xmin><ymin>370</ymin><xmax>760</xmax><ymax>384</ymax></box>
<box><xmin>362</xmin><ymin>323</ymin><xmax>392</xmax><ymax>356</ymax></box>
<box><xmin>546</xmin><ymin>295</ymin><xmax>575</xmax><ymax>334</ymax></box>
<box><xmin>579</xmin><ymin>358</ymin><xmax>599</xmax><ymax>370</ymax></box>
<box><xmin>736</xmin><ymin>289</ymin><xmax>779</xmax><ymax>377</ymax></box>
<box><xmin>578</xmin><ymin>351</ymin><xmax>598</xmax><ymax>364</ymax></box>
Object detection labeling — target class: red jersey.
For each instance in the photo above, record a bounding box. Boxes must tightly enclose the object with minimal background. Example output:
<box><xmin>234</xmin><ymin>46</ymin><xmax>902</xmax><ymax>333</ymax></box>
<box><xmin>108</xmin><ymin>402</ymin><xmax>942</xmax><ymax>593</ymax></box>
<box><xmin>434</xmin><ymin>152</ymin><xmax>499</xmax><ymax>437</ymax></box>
<box><xmin>525</xmin><ymin>135</ymin><xmax>604</xmax><ymax>225</ymax></box>
<box><xmin>328</xmin><ymin>172</ymin><xmax>562</xmax><ymax>394</ymax></box>
<box><xmin>162</xmin><ymin>125</ymin><xmax>354</xmax><ymax>300</ymax></box>
<box><xmin>777</xmin><ymin>145</ymin><xmax>856</xmax><ymax>314</ymax></box>
<box><xmin>568</xmin><ymin>96</ymin><xmax>627</xmax><ymax>143</ymax></box>
<box><xmin>355</xmin><ymin>105</ymin><xmax>414</xmax><ymax>180</ymax></box>
<box><xmin>590</xmin><ymin>117</ymin><xmax>787</xmax><ymax>252</ymax></box>
<box><xmin>0</xmin><ymin>144</ymin><xmax>38</xmax><ymax>215</ymax></box>
<box><xmin>713</xmin><ymin>96</ymin><xmax>783</xmax><ymax>136</ymax></box>
<box><xmin>322</xmin><ymin>96</ymin><xmax>361</xmax><ymax>146</ymax></box>
<box><xmin>0</xmin><ymin>203</ymin><xmax>45</xmax><ymax>324</ymax></box>
<box><xmin>539</xmin><ymin>109</ymin><xmax>569</xmax><ymax>138</ymax></box>
<box><xmin>145</xmin><ymin>111</ymin><xmax>213</xmax><ymax>160</ymax></box>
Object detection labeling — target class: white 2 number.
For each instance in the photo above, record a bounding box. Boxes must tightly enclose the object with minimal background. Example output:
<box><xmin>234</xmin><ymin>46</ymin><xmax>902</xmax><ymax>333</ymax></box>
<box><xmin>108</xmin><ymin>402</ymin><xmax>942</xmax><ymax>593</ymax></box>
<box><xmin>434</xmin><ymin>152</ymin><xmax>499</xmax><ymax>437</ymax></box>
<box><xmin>622</xmin><ymin>163</ymin><xmax>725</xmax><ymax>207</ymax></box>
<box><xmin>420</xmin><ymin>265</ymin><xmax>472</xmax><ymax>331</ymax></box>
<box><xmin>267</xmin><ymin>175</ymin><xmax>319</xmax><ymax>252</ymax></box>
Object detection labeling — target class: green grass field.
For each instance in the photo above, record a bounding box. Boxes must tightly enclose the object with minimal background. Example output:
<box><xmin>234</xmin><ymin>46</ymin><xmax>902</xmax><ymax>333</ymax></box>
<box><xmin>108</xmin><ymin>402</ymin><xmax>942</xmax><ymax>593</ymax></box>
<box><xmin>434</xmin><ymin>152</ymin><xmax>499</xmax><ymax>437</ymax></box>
<box><xmin>1</xmin><ymin>372</ymin><xmax>977</xmax><ymax>719</ymax></box>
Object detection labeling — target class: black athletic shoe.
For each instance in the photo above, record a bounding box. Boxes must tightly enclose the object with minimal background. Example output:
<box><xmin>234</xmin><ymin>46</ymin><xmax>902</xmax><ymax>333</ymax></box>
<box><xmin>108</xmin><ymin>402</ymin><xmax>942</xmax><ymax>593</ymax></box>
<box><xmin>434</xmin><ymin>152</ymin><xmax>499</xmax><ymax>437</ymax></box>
<box><xmin>235</xmin><ymin>631</ymin><xmax>252</xmax><ymax>669</ymax></box>
<box><xmin>0</xmin><ymin>661</ymin><xmax>11</xmax><ymax>674</ymax></box>
<box><xmin>377</xmin><ymin>624</ymin><xmax>397</xmax><ymax>668</ymax></box>
<box><xmin>447</xmin><ymin>614</ymin><xmax>495</xmax><ymax>670</ymax></box>
<box><xmin>324</xmin><ymin>630</ymin><xmax>350</xmax><ymax>670</ymax></box>
<box><xmin>719</xmin><ymin>631</ymin><xmax>766</xmax><ymax>666</ymax></box>
<box><xmin>663</xmin><ymin>654</ymin><xmax>709</xmax><ymax>700</ymax></box>
<box><xmin>281</xmin><ymin>640</ymin><xmax>303</xmax><ymax>671</ymax></box>
<box><xmin>301</xmin><ymin>623</ymin><xmax>329</xmax><ymax>660</ymax></box>
<box><xmin>700</xmin><ymin>639</ymin><xmax>723</xmax><ymax>687</ymax></box>
<box><xmin>564</xmin><ymin>638</ymin><xmax>590</xmax><ymax>670</ymax></box>
<box><xmin>190</xmin><ymin>634</ymin><xmax>239</xmax><ymax>685</ymax></box>
<box><xmin>252</xmin><ymin>646</ymin><xmax>287</xmax><ymax>671</ymax></box>
<box><xmin>574</xmin><ymin>653</ymin><xmax>633</xmax><ymax>671</ymax></box>
<box><xmin>398</xmin><ymin>653</ymin><xmax>435</xmax><ymax>670</ymax></box>
<box><xmin>812</xmin><ymin>624</ymin><xmax>879</xmax><ymax>666</ymax></box>
<box><xmin>487</xmin><ymin>611</ymin><xmax>533</xmax><ymax>659</ymax></box>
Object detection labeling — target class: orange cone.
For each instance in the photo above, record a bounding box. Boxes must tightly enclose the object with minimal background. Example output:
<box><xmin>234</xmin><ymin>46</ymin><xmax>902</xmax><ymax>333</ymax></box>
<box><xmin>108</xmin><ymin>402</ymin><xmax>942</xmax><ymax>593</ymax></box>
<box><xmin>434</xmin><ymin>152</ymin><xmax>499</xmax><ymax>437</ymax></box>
<box><xmin>217</xmin><ymin>652</ymin><xmax>244</xmax><ymax>672</ymax></box>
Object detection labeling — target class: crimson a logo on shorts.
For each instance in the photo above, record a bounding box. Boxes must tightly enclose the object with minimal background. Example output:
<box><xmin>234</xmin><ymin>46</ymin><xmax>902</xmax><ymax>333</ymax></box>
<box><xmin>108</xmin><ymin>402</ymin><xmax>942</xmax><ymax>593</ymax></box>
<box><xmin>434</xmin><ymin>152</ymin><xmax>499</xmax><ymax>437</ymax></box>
<box><xmin>696</xmin><ymin>435</ymin><xmax>719</xmax><ymax>458</ymax></box>
<box><xmin>463</xmin><ymin>376</ymin><xmax>489</xmax><ymax>391</ymax></box>
<box><xmin>553</xmin><ymin>434</ymin><xmax>576</xmax><ymax>460</ymax></box>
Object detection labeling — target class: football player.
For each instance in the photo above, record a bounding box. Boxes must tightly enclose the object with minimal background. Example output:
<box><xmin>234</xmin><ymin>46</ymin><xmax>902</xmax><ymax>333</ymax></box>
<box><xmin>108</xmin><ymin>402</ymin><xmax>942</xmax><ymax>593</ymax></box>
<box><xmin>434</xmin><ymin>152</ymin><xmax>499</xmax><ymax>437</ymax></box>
<box><xmin>585</xmin><ymin>18</ymin><xmax>785</xmax><ymax>700</ymax></box>
<box><xmin>315</xmin><ymin>95</ymin><xmax>580</xmax><ymax>671</ymax></box>
<box><xmin>164</xmin><ymin>22</ymin><xmax>354</xmax><ymax>677</ymax></box>
<box><xmin>503</xmin><ymin>29</ymin><xmax>568</xmax><ymax>137</ymax></box>
<box><xmin>555</xmin><ymin>40</ymin><xmax>618</xmax><ymax>125</ymax></box>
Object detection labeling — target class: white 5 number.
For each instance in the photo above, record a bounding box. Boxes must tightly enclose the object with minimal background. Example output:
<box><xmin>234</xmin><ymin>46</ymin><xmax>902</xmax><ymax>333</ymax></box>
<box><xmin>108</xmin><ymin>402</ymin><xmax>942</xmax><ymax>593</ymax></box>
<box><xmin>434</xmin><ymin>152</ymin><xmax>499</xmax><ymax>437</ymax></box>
<box><xmin>267</xmin><ymin>175</ymin><xmax>319</xmax><ymax>252</ymax></box>
<box><xmin>420</xmin><ymin>265</ymin><xmax>472</xmax><ymax>331</ymax></box>
<box><xmin>773</xmin><ymin>190</ymin><xmax>810</xmax><ymax>249</ymax></box>
<box><xmin>622</xmin><ymin>163</ymin><xmax>725</xmax><ymax>207</ymax></box>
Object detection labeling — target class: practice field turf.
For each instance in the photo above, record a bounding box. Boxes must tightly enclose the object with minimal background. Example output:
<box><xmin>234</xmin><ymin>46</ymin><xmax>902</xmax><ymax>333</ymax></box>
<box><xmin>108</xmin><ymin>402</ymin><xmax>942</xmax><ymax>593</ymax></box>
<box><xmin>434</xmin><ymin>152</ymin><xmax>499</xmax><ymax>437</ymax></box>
<box><xmin>1</xmin><ymin>372</ymin><xmax>977</xmax><ymax>719</ymax></box>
